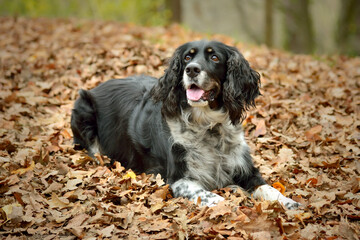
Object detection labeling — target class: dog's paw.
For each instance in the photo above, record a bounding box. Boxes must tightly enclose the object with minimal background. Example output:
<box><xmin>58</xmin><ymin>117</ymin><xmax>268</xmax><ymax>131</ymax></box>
<box><xmin>195</xmin><ymin>192</ymin><xmax>225</xmax><ymax>207</ymax></box>
<box><xmin>254</xmin><ymin>185</ymin><xmax>301</xmax><ymax>210</ymax></box>
<box><xmin>279</xmin><ymin>196</ymin><xmax>302</xmax><ymax>210</ymax></box>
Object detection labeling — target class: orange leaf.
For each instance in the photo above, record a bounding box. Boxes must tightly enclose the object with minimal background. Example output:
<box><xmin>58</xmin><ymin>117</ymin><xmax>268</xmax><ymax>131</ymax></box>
<box><xmin>60</xmin><ymin>128</ymin><xmax>72</xmax><ymax>139</ymax></box>
<box><xmin>272</xmin><ymin>182</ymin><xmax>286</xmax><ymax>195</ymax></box>
<box><xmin>11</xmin><ymin>161</ymin><xmax>35</xmax><ymax>175</ymax></box>
<box><xmin>306</xmin><ymin>178</ymin><xmax>318</xmax><ymax>187</ymax></box>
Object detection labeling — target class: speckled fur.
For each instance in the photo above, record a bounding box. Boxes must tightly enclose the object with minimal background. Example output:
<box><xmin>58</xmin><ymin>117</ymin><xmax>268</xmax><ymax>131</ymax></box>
<box><xmin>168</xmin><ymin>107</ymin><xmax>252</xmax><ymax>191</ymax></box>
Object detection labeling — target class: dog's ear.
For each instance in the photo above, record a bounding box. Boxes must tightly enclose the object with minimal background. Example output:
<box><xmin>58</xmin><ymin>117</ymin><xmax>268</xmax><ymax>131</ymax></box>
<box><xmin>151</xmin><ymin>46</ymin><xmax>185</xmax><ymax>117</ymax></box>
<box><xmin>223</xmin><ymin>47</ymin><xmax>261</xmax><ymax>125</ymax></box>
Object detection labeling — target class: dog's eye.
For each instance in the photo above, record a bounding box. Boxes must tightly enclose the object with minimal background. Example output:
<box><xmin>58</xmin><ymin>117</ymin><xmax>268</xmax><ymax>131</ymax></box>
<box><xmin>184</xmin><ymin>55</ymin><xmax>192</xmax><ymax>62</ymax></box>
<box><xmin>211</xmin><ymin>55</ymin><xmax>219</xmax><ymax>62</ymax></box>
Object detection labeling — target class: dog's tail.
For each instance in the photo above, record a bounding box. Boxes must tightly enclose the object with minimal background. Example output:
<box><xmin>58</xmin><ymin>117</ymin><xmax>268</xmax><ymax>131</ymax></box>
<box><xmin>71</xmin><ymin>89</ymin><xmax>98</xmax><ymax>153</ymax></box>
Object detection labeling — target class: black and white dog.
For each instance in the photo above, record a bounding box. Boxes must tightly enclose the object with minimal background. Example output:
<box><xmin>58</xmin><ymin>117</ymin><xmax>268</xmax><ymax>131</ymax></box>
<box><xmin>71</xmin><ymin>40</ymin><xmax>300</xmax><ymax>209</ymax></box>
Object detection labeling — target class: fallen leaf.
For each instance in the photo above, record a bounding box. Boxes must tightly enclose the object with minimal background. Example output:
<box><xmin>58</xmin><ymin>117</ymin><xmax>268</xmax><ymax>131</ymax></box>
<box><xmin>98</xmin><ymin>224</ymin><xmax>115</xmax><ymax>238</ymax></box>
<box><xmin>11</xmin><ymin>160</ymin><xmax>35</xmax><ymax>175</ymax></box>
<box><xmin>122</xmin><ymin>170</ymin><xmax>136</xmax><ymax>180</ymax></box>
<box><xmin>278</xmin><ymin>146</ymin><xmax>295</xmax><ymax>163</ymax></box>
<box><xmin>1</xmin><ymin>203</ymin><xmax>23</xmax><ymax>221</ymax></box>
<box><xmin>272</xmin><ymin>182</ymin><xmax>285</xmax><ymax>195</ymax></box>
<box><xmin>64</xmin><ymin>179</ymin><xmax>82</xmax><ymax>191</ymax></box>
<box><xmin>47</xmin><ymin>193</ymin><xmax>72</xmax><ymax>209</ymax></box>
<box><xmin>254</xmin><ymin>119</ymin><xmax>267</xmax><ymax>137</ymax></box>
<box><xmin>209</xmin><ymin>201</ymin><xmax>232</xmax><ymax>219</ymax></box>
<box><xmin>305</xmin><ymin>125</ymin><xmax>322</xmax><ymax>141</ymax></box>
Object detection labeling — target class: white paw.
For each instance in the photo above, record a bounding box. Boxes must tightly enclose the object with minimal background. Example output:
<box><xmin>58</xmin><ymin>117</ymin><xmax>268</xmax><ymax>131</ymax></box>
<box><xmin>194</xmin><ymin>192</ymin><xmax>225</xmax><ymax>207</ymax></box>
<box><xmin>254</xmin><ymin>185</ymin><xmax>301</xmax><ymax>209</ymax></box>
<box><xmin>278</xmin><ymin>197</ymin><xmax>302</xmax><ymax>210</ymax></box>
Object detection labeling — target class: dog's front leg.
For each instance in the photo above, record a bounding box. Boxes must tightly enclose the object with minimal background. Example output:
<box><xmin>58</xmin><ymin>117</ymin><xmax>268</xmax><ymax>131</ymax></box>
<box><xmin>171</xmin><ymin>179</ymin><xmax>224</xmax><ymax>207</ymax></box>
<box><xmin>232</xmin><ymin>167</ymin><xmax>301</xmax><ymax>209</ymax></box>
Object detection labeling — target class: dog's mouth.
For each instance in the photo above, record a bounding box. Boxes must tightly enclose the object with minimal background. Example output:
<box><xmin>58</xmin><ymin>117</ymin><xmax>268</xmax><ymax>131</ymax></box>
<box><xmin>186</xmin><ymin>84</ymin><xmax>216</xmax><ymax>107</ymax></box>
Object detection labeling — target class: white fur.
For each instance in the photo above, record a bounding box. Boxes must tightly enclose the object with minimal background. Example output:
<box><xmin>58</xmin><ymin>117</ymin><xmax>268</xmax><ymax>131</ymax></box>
<box><xmin>167</xmin><ymin>107</ymin><xmax>252</xmax><ymax>191</ymax></box>
<box><xmin>253</xmin><ymin>185</ymin><xmax>300</xmax><ymax>209</ymax></box>
<box><xmin>89</xmin><ymin>138</ymin><xmax>101</xmax><ymax>156</ymax></box>
<box><xmin>187</xmin><ymin>99</ymin><xmax>209</xmax><ymax>107</ymax></box>
<box><xmin>171</xmin><ymin>179</ymin><xmax>224</xmax><ymax>207</ymax></box>
<box><xmin>183</xmin><ymin>70</ymin><xmax>209</xmax><ymax>90</ymax></box>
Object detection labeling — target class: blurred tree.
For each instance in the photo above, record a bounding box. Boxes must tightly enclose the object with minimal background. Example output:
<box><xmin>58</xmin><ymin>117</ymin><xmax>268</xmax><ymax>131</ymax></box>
<box><xmin>234</xmin><ymin>1</ymin><xmax>262</xmax><ymax>44</ymax></box>
<box><xmin>165</xmin><ymin>0</ymin><xmax>181</xmax><ymax>23</ymax></box>
<box><xmin>1</xmin><ymin>0</ymin><xmax>358</xmax><ymax>55</ymax></box>
<box><xmin>336</xmin><ymin>0</ymin><xmax>360</xmax><ymax>55</ymax></box>
<box><xmin>0</xmin><ymin>0</ymin><xmax>171</xmax><ymax>26</ymax></box>
<box><xmin>281</xmin><ymin>0</ymin><xmax>314</xmax><ymax>53</ymax></box>
<box><xmin>265</xmin><ymin>0</ymin><xmax>274</xmax><ymax>47</ymax></box>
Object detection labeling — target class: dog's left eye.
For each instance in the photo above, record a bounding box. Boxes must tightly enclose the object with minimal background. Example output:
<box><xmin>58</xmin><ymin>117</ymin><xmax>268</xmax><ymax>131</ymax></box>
<box><xmin>211</xmin><ymin>55</ymin><xmax>219</xmax><ymax>62</ymax></box>
<box><xmin>184</xmin><ymin>55</ymin><xmax>192</xmax><ymax>62</ymax></box>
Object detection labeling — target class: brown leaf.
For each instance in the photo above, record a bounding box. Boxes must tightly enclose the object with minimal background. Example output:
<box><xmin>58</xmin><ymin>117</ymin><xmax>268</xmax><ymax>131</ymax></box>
<box><xmin>152</xmin><ymin>185</ymin><xmax>169</xmax><ymax>200</ymax></box>
<box><xmin>253</xmin><ymin>119</ymin><xmax>267</xmax><ymax>137</ymax></box>
<box><xmin>209</xmin><ymin>201</ymin><xmax>232</xmax><ymax>220</ymax></box>
<box><xmin>43</xmin><ymin>182</ymin><xmax>63</xmax><ymax>194</ymax></box>
<box><xmin>338</xmin><ymin>218</ymin><xmax>359</xmax><ymax>240</ymax></box>
<box><xmin>305</xmin><ymin>125</ymin><xmax>322</xmax><ymax>141</ymax></box>
<box><xmin>278</xmin><ymin>146</ymin><xmax>294</xmax><ymax>163</ymax></box>
<box><xmin>98</xmin><ymin>224</ymin><xmax>115</xmax><ymax>238</ymax></box>
<box><xmin>64</xmin><ymin>213</ymin><xmax>89</xmax><ymax>229</ymax></box>
<box><xmin>250</xmin><ymin>231</ymin><xmax>271</xmax><ymax>240</ymax></box>
<box><xmin>11</xmin><ymin>160</ymin><xmax>35</xmax><ymax>175</ymax></box>
<box><xmin>63</xmin><ymin>179</ymin><xmax>82</xmax><ymax>191</ymax></box>
<box><xmin>1</xmin><ymin>203</ymin><xmax>23</xmax><ymax>222</ymax></box>
<box><xmin>141</xmin><ymin>218</ymin><xmax>170</xmax><ymax>232</ymax></box>
<box><xmin>47</xmin><ymin>193</ymin><xmax>72</xmax><ymax>209</ymax></box>
<box><xmin>0</xmin><ymin>140</ymin><xmax>17</xmax><ymax>153</ymax></box>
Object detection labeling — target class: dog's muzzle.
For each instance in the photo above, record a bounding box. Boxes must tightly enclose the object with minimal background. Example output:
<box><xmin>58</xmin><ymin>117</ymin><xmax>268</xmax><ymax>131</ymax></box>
<box><xmin>186</xmin><ymin>84</ymin><xmax>216</xmax><ymax>107</ymax></box>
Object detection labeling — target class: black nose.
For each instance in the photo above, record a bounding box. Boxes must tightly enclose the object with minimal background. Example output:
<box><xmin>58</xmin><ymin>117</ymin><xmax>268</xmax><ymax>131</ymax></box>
<box><xmin>185</xmin><ymin>63</ymin><xmax>201</xmax><ymax>78</ymax></box>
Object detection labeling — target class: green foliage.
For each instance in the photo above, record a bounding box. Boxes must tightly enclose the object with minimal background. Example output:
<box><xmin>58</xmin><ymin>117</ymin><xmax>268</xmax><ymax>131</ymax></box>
<box><xmin>0</xmin><ymin>0</ymin><xmax>171</xmax><ymax>26</ymax></box>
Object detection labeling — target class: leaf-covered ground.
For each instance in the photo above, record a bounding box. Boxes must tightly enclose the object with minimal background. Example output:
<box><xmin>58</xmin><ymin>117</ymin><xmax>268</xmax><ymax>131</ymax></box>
<box><xmin>0</xmin><ymin>17</ymin><xmax>359</xmax><ymax>239</ymax></box>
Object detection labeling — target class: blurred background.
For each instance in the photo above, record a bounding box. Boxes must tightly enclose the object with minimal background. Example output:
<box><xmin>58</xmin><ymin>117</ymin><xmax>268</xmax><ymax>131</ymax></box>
<box><xmin>0</xmin><ymin>0</ymin><xmax>359</xmax><ymax>55</ymax></box>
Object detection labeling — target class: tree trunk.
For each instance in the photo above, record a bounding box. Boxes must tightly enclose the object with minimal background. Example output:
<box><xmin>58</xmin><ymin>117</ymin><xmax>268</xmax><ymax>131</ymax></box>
<box><xmin>336</xmin><ymin>0</ymin><xmax>360</xmax><ymax>55</ymax></box>
<box><xmin>166</xmin><ymin>0</ymin><xmax>182</xmax><ymax>23</ymax></box>
<box><xmin>282</xmin><ymin>0</ymin><xmax>314</xmax><ymax>53</ymax></box>
<box><xmin>265</xmin><ymin>0</ymin><xmax>273</xmax><ymax>47</ymax></box>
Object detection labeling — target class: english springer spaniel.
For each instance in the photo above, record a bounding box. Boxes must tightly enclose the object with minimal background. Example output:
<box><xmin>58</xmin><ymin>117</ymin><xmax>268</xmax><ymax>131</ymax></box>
<box><xmin>71</xmin><ymin>40</ymin><xmax>300</xmax><ymax>209</ymax></box>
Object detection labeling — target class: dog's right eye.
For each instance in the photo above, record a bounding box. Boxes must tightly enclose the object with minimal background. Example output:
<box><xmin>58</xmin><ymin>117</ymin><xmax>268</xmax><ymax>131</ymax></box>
<box><xmin>184</xmin><ymin>55</ymin><xmax>192</xmax><ymax>62</ymax></box>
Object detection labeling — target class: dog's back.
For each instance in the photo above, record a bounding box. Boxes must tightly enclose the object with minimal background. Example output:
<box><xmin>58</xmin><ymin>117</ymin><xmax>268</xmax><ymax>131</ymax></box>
<box><xmin>71</xmin><ymin>76</ymin><xmax>169</xmax><ymax>174</ymax></box>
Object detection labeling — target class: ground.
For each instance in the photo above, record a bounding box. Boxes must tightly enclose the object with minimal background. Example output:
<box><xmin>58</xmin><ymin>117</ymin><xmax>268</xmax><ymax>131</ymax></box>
<box><xmin>0</xmin><ymin>17</ymin><xmax>359</xmax><ymax>239</ymax></box>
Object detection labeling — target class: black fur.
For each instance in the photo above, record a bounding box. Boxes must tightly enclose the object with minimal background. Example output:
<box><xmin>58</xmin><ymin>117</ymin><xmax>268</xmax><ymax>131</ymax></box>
<box><xmin>223</xmin><ymin>46</ymin><xmax>261</xmax><ymax>124</ymax></box>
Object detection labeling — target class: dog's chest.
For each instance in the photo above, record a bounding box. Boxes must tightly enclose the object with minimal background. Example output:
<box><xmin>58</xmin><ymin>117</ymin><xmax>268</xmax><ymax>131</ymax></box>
<box><xmin>167</xmin><ymin>119</ymin><xmax>249</xmax><ymax>190</ymax></box>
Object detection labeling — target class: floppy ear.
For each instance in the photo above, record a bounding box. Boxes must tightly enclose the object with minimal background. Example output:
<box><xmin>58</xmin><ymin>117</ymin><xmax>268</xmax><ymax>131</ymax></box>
<box><xmin>151</xmin><ymin>46</ymin><xmax>185</xmax><ymax>118</ymax></box>
<box><xmin>223</xmin><ymin>47</ymin><xmax>261</xmax><ymax>125</ymax></box>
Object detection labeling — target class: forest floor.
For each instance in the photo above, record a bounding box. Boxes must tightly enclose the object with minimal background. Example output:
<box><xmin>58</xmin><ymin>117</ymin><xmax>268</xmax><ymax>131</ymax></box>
<box><xmin>0</xmin><ymin>17</ymin><xmax>359</xmax><ymax>239</ymax></box>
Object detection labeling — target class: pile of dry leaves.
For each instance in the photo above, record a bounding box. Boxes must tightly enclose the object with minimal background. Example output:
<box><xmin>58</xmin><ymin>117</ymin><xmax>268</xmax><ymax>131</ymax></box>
<box><xmin>0</xmin><ymin>17</ymin><xmax>359</xmax><ymax>239</ymax></box>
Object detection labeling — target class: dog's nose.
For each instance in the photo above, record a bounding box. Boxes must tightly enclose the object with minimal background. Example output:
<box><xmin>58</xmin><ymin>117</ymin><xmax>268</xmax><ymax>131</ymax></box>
<box><xmin>185</xmin><ymin>63</ymin><xmax>201</xmax><ymax>78</ymax></box>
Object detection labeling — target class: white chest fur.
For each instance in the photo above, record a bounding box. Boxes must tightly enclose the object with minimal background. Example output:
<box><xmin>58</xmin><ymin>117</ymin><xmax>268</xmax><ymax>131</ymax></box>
<box><xmin>167</xmin><ymin>107</ymin><xmax>252</xmax><ymax>190</ymax></box>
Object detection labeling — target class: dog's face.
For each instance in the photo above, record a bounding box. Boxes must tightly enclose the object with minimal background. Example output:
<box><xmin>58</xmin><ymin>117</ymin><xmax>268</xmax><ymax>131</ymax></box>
<box><xmin>152</xmin><ymin>40</ymin><xmax>261</xmax><ymax>125</ymax></box>
<box><xmin>181</xmin><ymin>41</ymin><xmax>228</xmax><ymax>108</ymax></box>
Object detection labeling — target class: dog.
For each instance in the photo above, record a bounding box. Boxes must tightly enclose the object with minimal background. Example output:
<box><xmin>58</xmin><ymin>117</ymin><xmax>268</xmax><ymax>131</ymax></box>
<box><xmin>71</xmin><ymin>40</ymin><xmax>300</xmax><ymax>209</ymax></box>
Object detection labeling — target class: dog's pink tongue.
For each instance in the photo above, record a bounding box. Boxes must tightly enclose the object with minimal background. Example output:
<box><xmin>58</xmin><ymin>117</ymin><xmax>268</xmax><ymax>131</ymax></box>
<box><xmin>186</xmin><ymin>88</ymin><xmax>205</xmax><ymax>101</ymax></box>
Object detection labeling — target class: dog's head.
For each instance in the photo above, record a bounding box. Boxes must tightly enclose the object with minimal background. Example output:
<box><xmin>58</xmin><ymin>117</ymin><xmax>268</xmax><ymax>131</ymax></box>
<box><xmin>151</xmin><ymin>40</ymin><xmax>260</xmax><ymax>125</ymax></box>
